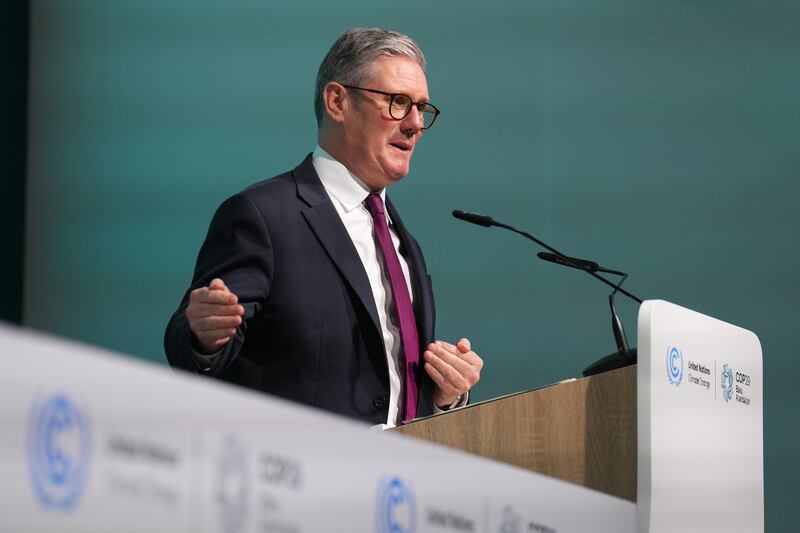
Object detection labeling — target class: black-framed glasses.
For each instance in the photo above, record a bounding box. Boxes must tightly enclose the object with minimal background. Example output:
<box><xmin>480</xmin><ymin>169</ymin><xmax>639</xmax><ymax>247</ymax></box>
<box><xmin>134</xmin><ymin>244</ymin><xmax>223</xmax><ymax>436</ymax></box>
<box><xmin>341</xmin><ymin>84</ymin><xmax>440</xmax><ymax>130</ymax></box>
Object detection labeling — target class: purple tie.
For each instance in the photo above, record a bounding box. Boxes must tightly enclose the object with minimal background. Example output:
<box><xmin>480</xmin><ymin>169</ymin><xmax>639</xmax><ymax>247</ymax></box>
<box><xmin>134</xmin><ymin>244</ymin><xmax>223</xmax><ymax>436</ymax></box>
<box><xmin>364</xmin><ymin>193</ymin><xmax>419</xmax><ymax>423</ymax></box>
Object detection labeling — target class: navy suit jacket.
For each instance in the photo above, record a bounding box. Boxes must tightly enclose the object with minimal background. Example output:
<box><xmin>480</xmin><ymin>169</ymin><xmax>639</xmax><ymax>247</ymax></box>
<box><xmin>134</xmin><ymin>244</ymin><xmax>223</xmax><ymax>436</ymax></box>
<box><xmin>165</xmin><ymin>155</ymin><xmax>437</xmax><ymax>424</ymax></box>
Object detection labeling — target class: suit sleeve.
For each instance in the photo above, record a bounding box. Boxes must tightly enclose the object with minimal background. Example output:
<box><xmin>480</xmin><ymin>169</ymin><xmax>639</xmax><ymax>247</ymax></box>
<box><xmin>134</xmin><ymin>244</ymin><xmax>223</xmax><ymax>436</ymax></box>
<box><xmin>164</xmin><ymin>192</ymin><xmax>274</xmax><ymax>374</ymax></box>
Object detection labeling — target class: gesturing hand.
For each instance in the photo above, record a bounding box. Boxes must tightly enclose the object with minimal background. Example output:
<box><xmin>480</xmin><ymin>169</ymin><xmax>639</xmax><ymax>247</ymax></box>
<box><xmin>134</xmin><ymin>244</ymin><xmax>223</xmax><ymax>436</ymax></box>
<box><xmin>423</xmin><ymin>338</ymin><xmax>483</xmax><ymax>408</ymax></box>
<box><xmin>186</xmin><ymin>278</ymin><xmax>244</xmax><ymax>354</ymax></box>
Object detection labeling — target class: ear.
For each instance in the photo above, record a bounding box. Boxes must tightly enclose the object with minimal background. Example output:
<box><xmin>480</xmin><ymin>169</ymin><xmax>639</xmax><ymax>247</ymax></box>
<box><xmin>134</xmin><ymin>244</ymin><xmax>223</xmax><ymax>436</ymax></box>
<box><xmin>322</xmin><ymin>82</ymin><xmax>348</xmax><ymax>124</ymax></box>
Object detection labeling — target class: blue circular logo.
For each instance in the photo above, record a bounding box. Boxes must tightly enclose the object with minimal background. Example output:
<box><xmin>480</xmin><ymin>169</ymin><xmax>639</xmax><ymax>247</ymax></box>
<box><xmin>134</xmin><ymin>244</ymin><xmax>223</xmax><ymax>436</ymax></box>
<box><xmin>376</xmin><ymin>477</ymin><xmax>416</xmax><ymax>533</ymax></box>
<box><xmin>27</xmin><ymin>394</ymin><xmax>92</xmax><ymax>511</ymax></box>
<box><xmin>666</xmin><ymin>346</ymin><xmax>683</xmax><ymax>386</ymax></box>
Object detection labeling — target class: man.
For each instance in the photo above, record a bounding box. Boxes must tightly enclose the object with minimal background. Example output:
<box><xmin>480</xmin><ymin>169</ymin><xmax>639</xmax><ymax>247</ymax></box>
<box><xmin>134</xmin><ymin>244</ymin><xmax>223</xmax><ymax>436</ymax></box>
<box><xmin>165</xmin><ymin>28</ymin><xmax>483</xmax><ymax>427</ymax></box>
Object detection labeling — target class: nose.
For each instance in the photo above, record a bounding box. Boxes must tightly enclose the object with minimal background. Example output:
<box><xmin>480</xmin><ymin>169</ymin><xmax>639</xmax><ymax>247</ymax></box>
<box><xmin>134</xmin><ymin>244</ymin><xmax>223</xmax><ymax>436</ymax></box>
<box><xmin>401</xmin><ymin>107</ymin><xmax>424</xmax><ymax>136</ymax></box>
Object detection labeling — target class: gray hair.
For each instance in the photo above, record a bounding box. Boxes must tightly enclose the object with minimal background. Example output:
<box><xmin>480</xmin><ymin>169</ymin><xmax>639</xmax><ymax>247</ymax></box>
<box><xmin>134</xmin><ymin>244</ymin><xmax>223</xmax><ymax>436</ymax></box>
<box><xmin>314</xmin><ymin>28</ymin><xmax>426</xmax><ymax>127</ymax></box>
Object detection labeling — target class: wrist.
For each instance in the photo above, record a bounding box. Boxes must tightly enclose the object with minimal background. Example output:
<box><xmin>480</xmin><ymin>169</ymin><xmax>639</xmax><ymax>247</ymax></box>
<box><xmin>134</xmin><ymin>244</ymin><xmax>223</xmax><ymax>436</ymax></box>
<box><xmin>433</xmin><ymin>392</ymin><xmax>460</xmax><ymax>409</ymax></box>
<box><xmin>190</xmin><ymin>333</ymin><xmax>217</xmax><ymax>355</ymax></box>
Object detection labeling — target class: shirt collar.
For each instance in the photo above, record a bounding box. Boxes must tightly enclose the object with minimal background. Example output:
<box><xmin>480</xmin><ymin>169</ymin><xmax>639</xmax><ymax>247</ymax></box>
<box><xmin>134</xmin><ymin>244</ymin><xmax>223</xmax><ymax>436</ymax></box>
<box><xmin>312</xmin><ymin>145</ymin><xmax>386</xmax><ymax>213</ymax></box>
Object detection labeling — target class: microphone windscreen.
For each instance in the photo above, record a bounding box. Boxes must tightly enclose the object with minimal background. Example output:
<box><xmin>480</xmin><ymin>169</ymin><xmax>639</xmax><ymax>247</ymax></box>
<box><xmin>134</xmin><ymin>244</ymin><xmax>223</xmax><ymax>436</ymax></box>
<box><xmin>452</xmin><ymin>210</ymin><xmax>494</xmax><ymax>227</ymax></box>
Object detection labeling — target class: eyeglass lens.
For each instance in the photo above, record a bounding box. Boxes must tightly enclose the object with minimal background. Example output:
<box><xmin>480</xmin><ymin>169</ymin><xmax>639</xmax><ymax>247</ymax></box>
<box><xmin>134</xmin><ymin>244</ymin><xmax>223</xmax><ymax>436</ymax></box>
<box><xmin>390</xmin><ymin>95</ymin><xmax>437</xmax><ymax>129</ymax></box>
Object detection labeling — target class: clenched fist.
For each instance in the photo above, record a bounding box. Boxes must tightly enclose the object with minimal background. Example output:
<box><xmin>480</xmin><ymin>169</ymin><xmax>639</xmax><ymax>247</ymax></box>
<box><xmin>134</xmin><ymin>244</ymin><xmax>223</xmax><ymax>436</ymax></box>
<box><xmin>186</xmin><ymin>278</ymin><xmax>245</xmax><ymax>354</ymax></box>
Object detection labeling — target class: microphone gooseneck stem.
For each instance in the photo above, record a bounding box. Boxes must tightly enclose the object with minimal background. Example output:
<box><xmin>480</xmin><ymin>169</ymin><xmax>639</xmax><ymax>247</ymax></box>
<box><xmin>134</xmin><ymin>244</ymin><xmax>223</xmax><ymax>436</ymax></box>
<box><xmin>493</xmin><ymin>221</ymin><xmax>644</xmax><ymax>304</ymax></box>
<box><xmin>609</xmin><ymin>272</ymin><xmax>630</xmax><ymax>355</ymax></box>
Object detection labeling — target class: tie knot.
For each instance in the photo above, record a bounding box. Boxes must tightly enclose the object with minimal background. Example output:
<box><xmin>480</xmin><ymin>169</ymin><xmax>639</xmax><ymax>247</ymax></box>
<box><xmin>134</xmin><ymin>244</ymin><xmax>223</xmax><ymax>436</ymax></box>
<box><xmin>364</xmin><ymin>193</ymin><xmax>386</xmax><ymax>219</ymax></box>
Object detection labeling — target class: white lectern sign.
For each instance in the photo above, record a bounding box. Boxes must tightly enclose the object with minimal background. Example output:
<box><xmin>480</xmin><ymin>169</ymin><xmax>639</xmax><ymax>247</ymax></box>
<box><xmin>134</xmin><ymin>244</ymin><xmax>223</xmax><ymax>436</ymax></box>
<box><xmin>637</xmin><ymin>300</ymin><xmax>763</xmax><ymax>532</ymax></box>
<box><xmin>0</xmin><ymin>324</ymin><xmax>635</xmax><ymax>532</ymax></box>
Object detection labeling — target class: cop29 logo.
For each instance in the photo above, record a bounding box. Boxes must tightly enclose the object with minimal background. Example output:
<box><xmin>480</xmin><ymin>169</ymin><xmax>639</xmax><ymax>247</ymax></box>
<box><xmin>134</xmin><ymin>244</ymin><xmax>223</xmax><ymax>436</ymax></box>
<box><xmin>376</xmin><ymin>476</ymin><xmax>416</xmax><ymax>533</ymax></box>
<box><xmin>27</xmin><ymin>393</ymin><xmax>92</xmax><ymax>512</ymax></box>
<box><xmin>720</xmin><ymin>364</ymin><xmax>734</xmax><ymax>402</ymax></box>
<box><xmin>666</xmin><ymin>346</ymin><xmax>683</xmax><ymax>386</ymax></box>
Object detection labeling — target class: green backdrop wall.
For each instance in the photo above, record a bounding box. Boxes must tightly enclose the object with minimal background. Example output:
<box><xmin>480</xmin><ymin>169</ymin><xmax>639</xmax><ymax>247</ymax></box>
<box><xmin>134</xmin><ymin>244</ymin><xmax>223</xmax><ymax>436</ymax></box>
<box><xmin>25</xmin><ymin>1</ymin><xmax>799</xmax><ymax>529</ymax></box>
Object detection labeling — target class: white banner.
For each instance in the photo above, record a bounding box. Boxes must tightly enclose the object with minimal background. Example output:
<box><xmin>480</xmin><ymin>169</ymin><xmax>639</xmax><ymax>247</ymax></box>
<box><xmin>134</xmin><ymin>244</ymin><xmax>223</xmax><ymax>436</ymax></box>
<box><xmin>1</xmin><ymin>323</ymin><xmax>635</xmax><ymax>532</ymax></box>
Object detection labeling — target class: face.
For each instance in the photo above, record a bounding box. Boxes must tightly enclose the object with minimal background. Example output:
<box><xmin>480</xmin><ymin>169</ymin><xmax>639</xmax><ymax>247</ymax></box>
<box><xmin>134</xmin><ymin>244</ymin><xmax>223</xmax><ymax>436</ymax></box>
<box><xmin>339</xmin><ymin>56</ymin><xmax>429</xmax><ymax>190</ymax></box>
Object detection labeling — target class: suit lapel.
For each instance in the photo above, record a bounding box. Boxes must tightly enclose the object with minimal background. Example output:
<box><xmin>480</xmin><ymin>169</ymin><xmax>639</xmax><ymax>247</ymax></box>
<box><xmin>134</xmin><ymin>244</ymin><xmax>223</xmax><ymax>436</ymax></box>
<box><xmin>293</xmin><ymin>156</ymin><xmax>384</xmax><ymax>339</ymax></box>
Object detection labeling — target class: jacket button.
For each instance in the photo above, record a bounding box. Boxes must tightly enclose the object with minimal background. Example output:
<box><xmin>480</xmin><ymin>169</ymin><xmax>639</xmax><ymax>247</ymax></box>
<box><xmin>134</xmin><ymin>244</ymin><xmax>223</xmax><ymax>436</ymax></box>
<box><xmin>373</xmin><ymin>396</ymin><xmax>389</xmax><ymax>409</ymax></box>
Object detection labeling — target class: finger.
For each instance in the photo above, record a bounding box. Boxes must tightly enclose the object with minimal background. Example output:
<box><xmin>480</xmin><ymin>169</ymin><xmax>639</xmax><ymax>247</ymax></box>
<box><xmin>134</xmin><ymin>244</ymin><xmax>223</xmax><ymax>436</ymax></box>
<box><xmin>198</xmin><ymin>325</ymin><xmax>237</xmax><ymax>339</ymax></box>
<box><xmin>197</xmin><ymin>328</ymin><xmax>237</xmax><ymax>348</ymax></box>
<box><xmin>424</xmin><ymin>362</ymin><xmax>461</xmax><ymax>398</ymax></box>
<box><xmin>193</xmin><ymin>315</ymin><xmax>242</xmax><ymax>332</ymax></box>
<box><xmin>189</xmin><ymin>286</ymin><xmax>207</xmax><ymax>303</ymax></box>
<box><xmin>435</xmin><ymin>340</ymin><xmax>459</xmax><ymax>354</ymax></box>
<box><xmin>198</xmin><ymin>289</ymin><xmax>238</xmax><ymax>305</ymax></box>
<box><xmin>186</xmin><ymin>302</ymin><xmax>241</xmax><ymax>322</ymax></box>
<box><xmin>214</xmin><ymin>333</ymin><xmax>233</xmax><ymax>348</ymax></box>
<box><xmin>190</xmin><ymin>286</ymin><xmax>230</xmax><ymax>304</ymax></box>
<box><xmin>451</xmin><ymin>345</ymin><xmax>483</xmax><ymax>368</ymax></box>
<box><xmin>428</xmin><ymin>345</ymin><xmax>482</xmax><ymax>386</ymax></box>
<box><xmin>436</xmin><ymin>338</ymin><xmax>472</xmax><ymax>355</ymax></box>
<box><xmin>209</xmin><ymin>278</ymin><xmax>227</xmax><ymax>291</ymax></box>
<box><xmin>456</xmin><ymin>338</ymin><xmax>471</xmax><ymax>353</ymax></box>
<box><xmin>434</xmin><ymin>339</ymin><xmax>481</xmax><ymax>368</ymax></box>
<box><xmin>190</xmin><ymin>280</ymin><xmax>231</xmax><ymax>303</ymax></box>
<box><xmin>212</xmin><ymin>336</ymin><xmax>231</xmax><ymax>347</ymax></box>
<box><xmin>189</xmin><ymin>302</ymin><xmax>244</xmax><ymax>317</ymax></box>
<box><xmin>424</xmin><ymin>350</ymin><xmax>469</xmax><ymax>391</ymax></box>
<box><xmin>430</xmin><ymin>343</ymin><xmax>474</xmax><ymax>373</ymax></box>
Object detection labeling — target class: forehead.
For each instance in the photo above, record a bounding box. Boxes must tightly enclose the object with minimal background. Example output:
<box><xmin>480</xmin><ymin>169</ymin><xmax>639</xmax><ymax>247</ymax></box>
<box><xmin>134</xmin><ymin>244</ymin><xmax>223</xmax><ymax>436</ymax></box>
<box><xmin>364</xmin><ymin>56</ymin><xmax>429</xmax><ymax>100</ymax></box>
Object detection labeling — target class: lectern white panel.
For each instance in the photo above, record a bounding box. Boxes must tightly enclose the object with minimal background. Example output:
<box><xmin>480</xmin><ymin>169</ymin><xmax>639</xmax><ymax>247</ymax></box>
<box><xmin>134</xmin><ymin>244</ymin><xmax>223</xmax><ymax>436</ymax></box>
<box><xmin>637</xmin><ymin>300</ymin><xmax>763</xmax><ymax>533</ymax></box>
<box><xmin>0</xmin><ymin>324</ymin><xmax>635</xmax><ymax>532</ymax></box>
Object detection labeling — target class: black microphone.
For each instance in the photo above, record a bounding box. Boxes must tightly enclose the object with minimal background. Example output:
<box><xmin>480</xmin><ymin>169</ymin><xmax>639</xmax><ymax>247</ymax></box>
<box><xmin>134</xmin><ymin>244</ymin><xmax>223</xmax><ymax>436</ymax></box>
<box><xmin>452</xmin><ymin>209</ymin><xmax>643</xmax><ymax>376</ymax></box>
<box><xmin>537</xmin><ymin>252</ymin><xmax>600</xmax><ymax>273</ymax></box>
<box><xmin>452</xmin><ymin>210</ymin><xmax>494</xmax><ymax>227</ymax></box>
<box><xmin>451</xmin><ymin>210</ymin><xmax>642</xmax><ymax>304</ymax></box>
<box><xmin>537</xmin><ymin>252</ymin><xmax>634</xmax><ymax>277</ymax></box>
<box><xmin>537</xmin><ymin>251</ymin><xmax>635</xmax><ymax>376</ymax></box>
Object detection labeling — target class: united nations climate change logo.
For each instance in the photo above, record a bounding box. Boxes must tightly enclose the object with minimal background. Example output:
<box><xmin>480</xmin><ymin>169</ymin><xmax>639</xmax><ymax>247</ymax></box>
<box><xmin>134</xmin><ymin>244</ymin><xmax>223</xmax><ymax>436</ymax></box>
<box><xmin>215</xmin><ymin>434</ymin><xmax>249</xmax><ymax>533</ymax></box>
<box><xmin>721</xmin><ymin>364</ymin><xmax>734</xmax><ymax>402</ymax></box>
<box><xmin>376</xmin><ymin>476</ymin><xmax>416</xmax><ymax>533</ymax></box>
<box><xmin>666</xmin><ymin>346</ymin><xmax>684</xmax><ymax>386</ymax></box>
<box><xmin>499</xmin><ymin>505</ymin><xmax>522</xmax><ymax>533</ymax></box>
<box><xmin>27</xmin><ymin>393</ymin><xmax>92</xmax><ymax>511</ymax></box>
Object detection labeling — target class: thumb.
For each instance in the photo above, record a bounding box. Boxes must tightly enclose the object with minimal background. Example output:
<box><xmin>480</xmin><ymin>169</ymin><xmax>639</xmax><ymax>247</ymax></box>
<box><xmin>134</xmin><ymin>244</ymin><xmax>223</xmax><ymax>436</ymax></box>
<box><xmin>209</xmin><ymin>278</ymin><xmax>227</xmax><ymax>291</ymax></box>
<box><xmin>457</xmin><ymin>338</ymin><xmax>471</xmax><ymax>353</ymax></box>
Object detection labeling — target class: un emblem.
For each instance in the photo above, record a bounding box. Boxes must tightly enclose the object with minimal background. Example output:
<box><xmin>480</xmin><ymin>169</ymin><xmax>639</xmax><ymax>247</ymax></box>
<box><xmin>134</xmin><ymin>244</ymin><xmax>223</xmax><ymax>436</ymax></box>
<box><xmin>666</xmin><ymin>346</ymin><xmax>683</xmax><ymax>386</ymax></box>
<box><xmin>721</xmin><ymin>364</ymin><xmax>734</xmax><ymax>402</ymax></box>
<box><xmin>216</xmin><ymin>434</ymin><xmax>249</xmax><ymax>533</ymax></box>
<box><xmin>499</xmin><ymin>505</ymin><xmax>522</xmax><ymax>533</ymax></box>
<box><xmin>376</xmin><ymin>476</ymin><xmax>416</xmax><ymax>533</ymax></box>
<box><xmin>27</xmin><ymin>394</ymin><xmax>92</xmax><ymax>512</ymax></box>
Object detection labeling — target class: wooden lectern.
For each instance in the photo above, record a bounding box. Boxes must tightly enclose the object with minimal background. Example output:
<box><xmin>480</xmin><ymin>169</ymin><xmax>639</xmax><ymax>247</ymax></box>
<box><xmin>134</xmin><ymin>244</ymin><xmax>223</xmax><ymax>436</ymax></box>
<box><xmin>393</xmin><ymin>301</ymin><xmax>764</xmax><ymax>532</ymax></box>
<box><xmin>391</xmin><ymin>365</ymin><xmax>637</xmax><ymax>501</ymax></box>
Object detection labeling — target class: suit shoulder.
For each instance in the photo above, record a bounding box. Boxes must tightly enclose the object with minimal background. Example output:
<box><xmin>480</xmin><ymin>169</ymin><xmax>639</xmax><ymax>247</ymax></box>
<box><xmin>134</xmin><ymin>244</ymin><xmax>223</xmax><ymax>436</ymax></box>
<box><xmin>240</xmin><ymin>169</ymin><xmax>296</xmax><ymax>198</ymax></box>
<box><xmin>214</xmin><ymin>169</ymin><xmax>296</xmax><ymax>214</ymax></box>
<box><xmin>214</xmin><ymin>155</ymin><xmax>317</xmax><ymax>220</ymax></box>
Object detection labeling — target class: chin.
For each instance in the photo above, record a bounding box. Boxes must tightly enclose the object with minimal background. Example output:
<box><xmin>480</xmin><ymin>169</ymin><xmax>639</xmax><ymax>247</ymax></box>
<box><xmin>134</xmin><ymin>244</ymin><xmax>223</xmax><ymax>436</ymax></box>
<box><xmin>387</xmin><ymin>171</ymin><xmax>408</xmax><ymax>184</ymax></box>
<box><xmin>388</xmin><ymin>163</ymin><xmax>411</xmax><ymax>181</ymax></box>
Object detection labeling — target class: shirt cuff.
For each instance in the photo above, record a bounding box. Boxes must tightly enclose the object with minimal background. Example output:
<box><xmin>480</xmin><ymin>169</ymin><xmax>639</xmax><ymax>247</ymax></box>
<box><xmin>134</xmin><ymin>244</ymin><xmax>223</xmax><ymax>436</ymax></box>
<box><xmin>192</xmin><ymin>345</ymin><xmax>222</xmax><ymax>372</ymax></box>
<box><xmin>433</xmin><ymin>391</ymin><xmax>469</xmax><ymax>414</ymax></box>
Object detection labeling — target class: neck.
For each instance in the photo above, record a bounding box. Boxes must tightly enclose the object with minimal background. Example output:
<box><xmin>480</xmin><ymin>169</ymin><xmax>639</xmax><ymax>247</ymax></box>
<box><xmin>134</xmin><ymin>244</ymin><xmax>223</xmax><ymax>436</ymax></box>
<box><xmin>318</xmin><ymin>130</ymin><xmax>382</xmax><ymax>192</ymax></box>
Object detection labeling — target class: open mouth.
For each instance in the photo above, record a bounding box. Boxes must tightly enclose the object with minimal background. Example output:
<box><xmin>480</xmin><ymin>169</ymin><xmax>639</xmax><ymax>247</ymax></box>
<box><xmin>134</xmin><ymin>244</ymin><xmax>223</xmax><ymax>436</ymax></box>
<box><xmin>390</xmin><ymin>142</ymin><xmax>412</xmax><ymax>152</ymax></box>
